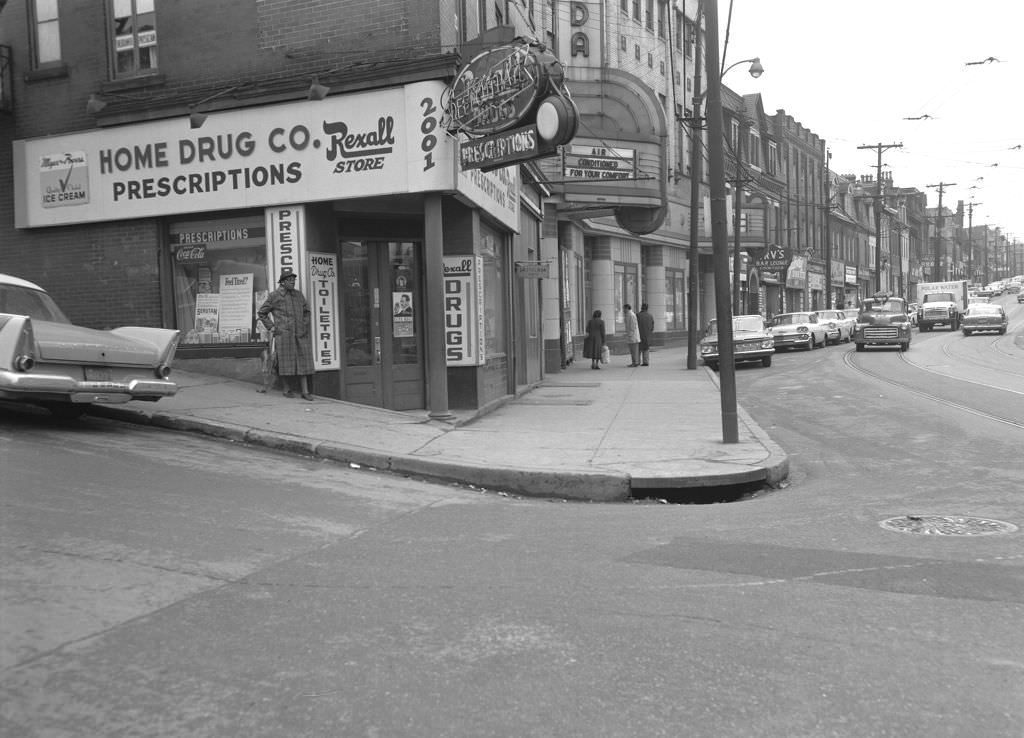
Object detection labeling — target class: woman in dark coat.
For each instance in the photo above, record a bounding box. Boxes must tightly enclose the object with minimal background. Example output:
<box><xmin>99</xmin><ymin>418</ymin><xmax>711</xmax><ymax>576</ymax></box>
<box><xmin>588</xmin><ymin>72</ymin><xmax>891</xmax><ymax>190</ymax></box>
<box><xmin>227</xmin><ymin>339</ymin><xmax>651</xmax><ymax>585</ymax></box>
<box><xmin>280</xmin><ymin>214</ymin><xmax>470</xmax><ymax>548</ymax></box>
<box><xmin>583</xmin><ymin>309</ymin><xmax>606</xmax><ymax>370</ymax></box>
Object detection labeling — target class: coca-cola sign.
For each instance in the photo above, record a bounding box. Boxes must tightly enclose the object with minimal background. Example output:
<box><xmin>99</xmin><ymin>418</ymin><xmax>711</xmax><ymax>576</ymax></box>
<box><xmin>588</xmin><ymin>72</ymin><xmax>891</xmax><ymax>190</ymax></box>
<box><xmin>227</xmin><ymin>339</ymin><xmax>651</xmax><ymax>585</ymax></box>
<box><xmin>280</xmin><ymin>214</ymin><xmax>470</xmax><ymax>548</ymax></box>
<box><xmin>175</xmin><ymin>244</ymin><xmax>207</xmax><ymax>263</ymax></box>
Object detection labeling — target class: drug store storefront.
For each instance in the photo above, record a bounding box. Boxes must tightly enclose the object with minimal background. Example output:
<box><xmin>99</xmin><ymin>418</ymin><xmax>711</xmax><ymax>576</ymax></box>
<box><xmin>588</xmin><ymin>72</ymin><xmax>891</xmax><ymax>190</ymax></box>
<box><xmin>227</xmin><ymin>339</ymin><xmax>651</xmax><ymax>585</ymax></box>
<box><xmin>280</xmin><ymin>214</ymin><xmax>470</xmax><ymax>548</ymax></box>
<box><xmin>14</xmin><ymin>81</ymin><xmax>529</xmax><ymax>414</ymax></box>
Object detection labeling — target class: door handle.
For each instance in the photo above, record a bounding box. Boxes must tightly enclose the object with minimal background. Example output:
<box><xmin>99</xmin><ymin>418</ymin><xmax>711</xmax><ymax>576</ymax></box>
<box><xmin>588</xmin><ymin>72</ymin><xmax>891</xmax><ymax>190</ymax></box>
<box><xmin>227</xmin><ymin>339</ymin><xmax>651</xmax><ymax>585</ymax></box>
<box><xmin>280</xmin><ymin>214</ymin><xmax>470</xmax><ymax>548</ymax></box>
<box><xmin>374</xmin><ymin>336</ymin><xmax>382</xmax><ymax>364</ymax></box>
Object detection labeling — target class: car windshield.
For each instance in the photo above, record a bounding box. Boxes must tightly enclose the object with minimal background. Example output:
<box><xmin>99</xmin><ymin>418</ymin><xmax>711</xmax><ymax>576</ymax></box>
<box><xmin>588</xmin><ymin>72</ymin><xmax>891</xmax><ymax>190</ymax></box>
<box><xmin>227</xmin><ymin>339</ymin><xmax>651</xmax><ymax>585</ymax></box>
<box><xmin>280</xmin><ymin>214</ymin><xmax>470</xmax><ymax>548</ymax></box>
<box><xmin>860</xmin><ymin>299</ymin><xmax>905</xmax><ymax>314</ymax></box>
<box><xmin>771</xmin><ymin>314</ymin><xmax>811</xmax><ymax>325</ymax></box>
<box><xmin>733</xmin><ymin>316</ymin><xmax>764</xmax><ymax>332</ymax></box>
<box><xmin>817</xmin><ymin>311</ymin><xmax>839</xmax><ymax>320</ymax></box>
<box><xmin>0</xmin><ymin>284</ymin><xmax>70</xmax><ymax>323</ymax></box>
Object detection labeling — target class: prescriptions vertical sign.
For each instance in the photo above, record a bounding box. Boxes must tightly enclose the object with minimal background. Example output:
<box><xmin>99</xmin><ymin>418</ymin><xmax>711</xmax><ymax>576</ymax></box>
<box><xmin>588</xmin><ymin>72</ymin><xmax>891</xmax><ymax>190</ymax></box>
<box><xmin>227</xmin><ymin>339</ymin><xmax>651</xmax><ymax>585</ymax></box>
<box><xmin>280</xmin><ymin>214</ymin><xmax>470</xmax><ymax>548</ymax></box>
<box><xmin>308</xmin><ymin>252</ymin><xmax>340</xmax><ymax>371</ymax></box>
<box><xmin>266</xmin><ymin>205</ymin><xmax>306</xmax><ymax>286</ymax></box>
<box><xmin>443</xmin><ymin>256</ymin><xmax>485</xmax><ymax>366</ymax></box>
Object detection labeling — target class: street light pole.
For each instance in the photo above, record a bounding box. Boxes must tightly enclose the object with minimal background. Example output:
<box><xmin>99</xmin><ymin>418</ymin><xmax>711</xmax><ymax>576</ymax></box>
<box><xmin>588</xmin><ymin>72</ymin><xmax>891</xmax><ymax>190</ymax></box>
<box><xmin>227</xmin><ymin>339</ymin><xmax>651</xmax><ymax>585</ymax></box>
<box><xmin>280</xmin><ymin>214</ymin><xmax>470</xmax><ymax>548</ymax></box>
<box><xmin>704</xmin><ymin>0</ymin><xmax>738</xmax><ymax>443</ymax></box>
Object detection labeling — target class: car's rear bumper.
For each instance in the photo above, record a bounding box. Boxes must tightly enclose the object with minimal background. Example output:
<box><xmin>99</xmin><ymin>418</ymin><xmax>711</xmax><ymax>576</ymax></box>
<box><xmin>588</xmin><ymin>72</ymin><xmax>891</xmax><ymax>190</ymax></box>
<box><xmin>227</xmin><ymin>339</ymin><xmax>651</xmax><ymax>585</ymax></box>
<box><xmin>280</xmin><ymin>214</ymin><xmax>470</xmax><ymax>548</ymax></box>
<box><xmin>0</xmin><ymin>370</ymin><xmax>178</xmax><ymax>404</ymax></box>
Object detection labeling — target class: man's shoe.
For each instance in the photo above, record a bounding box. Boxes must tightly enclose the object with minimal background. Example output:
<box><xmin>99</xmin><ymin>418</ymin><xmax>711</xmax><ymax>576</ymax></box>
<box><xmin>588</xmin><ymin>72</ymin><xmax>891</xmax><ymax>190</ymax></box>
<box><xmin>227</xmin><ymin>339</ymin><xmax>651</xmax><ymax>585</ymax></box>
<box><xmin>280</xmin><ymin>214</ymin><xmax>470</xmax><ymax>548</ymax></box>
<box><xmin>302</xmin><ymin>393</ymin><xmax>314</xmax><ymax>401</ymax></box>
<box><xmin>641</xmin><ymin>363</ymin><xmax>649</xmax><ymax>366</ymax></box>
<box><xmin>283</xmin><ymin>390</ymin><xmax>295</xmax><ymax>398</ymax></box>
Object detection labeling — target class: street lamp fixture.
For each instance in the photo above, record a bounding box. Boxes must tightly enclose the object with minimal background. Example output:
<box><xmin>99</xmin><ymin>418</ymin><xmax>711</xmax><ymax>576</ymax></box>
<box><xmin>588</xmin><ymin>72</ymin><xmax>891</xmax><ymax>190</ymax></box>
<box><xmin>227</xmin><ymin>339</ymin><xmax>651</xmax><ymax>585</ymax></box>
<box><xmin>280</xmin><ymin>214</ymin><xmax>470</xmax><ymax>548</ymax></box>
<box><xmin>723</xmin><ymin>57</ymin><xmax>763</xmax><ymax>79</ymax></box>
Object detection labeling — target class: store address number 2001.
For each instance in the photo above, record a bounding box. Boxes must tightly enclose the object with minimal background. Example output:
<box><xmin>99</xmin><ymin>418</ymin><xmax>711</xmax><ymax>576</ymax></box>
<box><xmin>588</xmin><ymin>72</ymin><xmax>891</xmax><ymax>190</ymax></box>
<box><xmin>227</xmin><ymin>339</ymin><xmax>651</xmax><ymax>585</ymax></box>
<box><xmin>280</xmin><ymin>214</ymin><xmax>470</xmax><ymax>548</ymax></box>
<box><xmin>419</xmin><ymin>96</ymin><xmax>441</xmax><ymax>172</ymax></box>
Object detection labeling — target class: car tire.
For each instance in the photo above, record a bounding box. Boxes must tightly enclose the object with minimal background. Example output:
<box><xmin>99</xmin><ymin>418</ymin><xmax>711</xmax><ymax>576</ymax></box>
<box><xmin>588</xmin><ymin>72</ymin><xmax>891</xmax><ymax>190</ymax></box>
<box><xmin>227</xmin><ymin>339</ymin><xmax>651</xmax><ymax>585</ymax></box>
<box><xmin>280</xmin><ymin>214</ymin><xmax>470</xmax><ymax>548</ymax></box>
<box><xmin>999</xmin><ymin>328</ymin><xmax>1006</xmax><ymax>335</ymax></box>
<box><xmin>900</xmin><ymin>342</ymin><xmax>909</xmax><ymax>352</ymax></box>
<box><xmin>963</xmin><ymin>330</ymin><xmax>970</xmax><ymax>336</ymax></box>
<box><xmin>707</xmin><ymin>361</ymin><xmax>719</xmax><ymax>372</ymax></box>
<box><xmin>761</xmin><ymin>355</ymin><xmax>772</xmax><ymax>367</ymax></box>
<box><xmin>855</xmin><ymin>343</ymin><xmax>865</xmax><ymax>352</ymax></box>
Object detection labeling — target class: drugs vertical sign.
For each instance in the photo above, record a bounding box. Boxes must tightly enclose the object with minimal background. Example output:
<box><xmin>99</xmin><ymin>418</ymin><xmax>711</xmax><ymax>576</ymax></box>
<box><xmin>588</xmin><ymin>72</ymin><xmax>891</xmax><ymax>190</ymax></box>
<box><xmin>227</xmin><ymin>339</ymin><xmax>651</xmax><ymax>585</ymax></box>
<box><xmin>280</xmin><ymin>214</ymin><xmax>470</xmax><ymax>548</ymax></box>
<box><xmin>443</xmin><ymin>256</ymin><xmax>484</xmax><ymax>366</ymax></box>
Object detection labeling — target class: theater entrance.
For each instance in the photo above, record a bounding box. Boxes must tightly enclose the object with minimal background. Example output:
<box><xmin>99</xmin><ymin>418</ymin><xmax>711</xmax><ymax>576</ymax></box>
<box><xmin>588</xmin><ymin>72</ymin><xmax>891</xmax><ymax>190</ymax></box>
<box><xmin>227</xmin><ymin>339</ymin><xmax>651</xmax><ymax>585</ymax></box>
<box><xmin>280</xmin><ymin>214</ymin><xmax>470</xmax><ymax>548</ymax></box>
<box><xmin>340</xmin><ymin>240</ymin><xmax>425</xmax><ymax>410</ymax></box>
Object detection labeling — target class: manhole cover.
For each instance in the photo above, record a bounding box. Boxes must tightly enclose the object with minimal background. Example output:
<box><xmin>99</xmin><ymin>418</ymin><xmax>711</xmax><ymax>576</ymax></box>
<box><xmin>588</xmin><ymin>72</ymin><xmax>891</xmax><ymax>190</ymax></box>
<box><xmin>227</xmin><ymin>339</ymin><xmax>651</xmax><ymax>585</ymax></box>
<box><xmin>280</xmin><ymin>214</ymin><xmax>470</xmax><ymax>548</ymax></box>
<box><xmin>880</xmin><ymin>515</ymin><xmax>1018</xmax><ymax>536</ymax></box>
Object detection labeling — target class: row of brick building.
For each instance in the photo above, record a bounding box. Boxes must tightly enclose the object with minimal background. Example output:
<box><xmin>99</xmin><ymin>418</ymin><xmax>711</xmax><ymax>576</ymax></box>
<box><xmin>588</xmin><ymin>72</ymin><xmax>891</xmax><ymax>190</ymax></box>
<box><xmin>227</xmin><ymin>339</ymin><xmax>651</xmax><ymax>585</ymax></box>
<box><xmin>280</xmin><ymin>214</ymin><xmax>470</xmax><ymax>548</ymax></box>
<box><xmin>1</xmin><ymin>0</ymin><xmax>1018</xmax><ymax>417</ymax></box>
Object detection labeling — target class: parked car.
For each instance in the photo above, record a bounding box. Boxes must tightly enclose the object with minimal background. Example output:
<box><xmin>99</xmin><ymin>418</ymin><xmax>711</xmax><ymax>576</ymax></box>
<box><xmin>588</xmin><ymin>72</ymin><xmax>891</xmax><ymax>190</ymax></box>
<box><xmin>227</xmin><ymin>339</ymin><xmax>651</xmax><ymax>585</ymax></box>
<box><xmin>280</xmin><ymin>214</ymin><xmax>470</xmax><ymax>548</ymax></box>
<box><xmin>961</xmin><ymin>303</ymin><xmax>1008</xmax><ymax>335</ymax></box>
<box><xmin>814</xmin><ymin>309</ymin><xmax>855</xmax><ymax>344</ymax></box>
<box><xmin>0</xmin><ymin>273</ymin><xmax>180</xmax><ymax>418</ymax></box>
<box><xmin>768</xmin><ymin>312</ymin><xmax>828</xmax><ymax>350</ymax></box>
<box><xmin>699</xmin><ymin>314</ymin><xmax>774</xmax><ymax>371</ymax></box>
<box><xmin>1018</xmin><ymin>291</ymin><xmax>1024</xmax><ymax>303</ymax></box>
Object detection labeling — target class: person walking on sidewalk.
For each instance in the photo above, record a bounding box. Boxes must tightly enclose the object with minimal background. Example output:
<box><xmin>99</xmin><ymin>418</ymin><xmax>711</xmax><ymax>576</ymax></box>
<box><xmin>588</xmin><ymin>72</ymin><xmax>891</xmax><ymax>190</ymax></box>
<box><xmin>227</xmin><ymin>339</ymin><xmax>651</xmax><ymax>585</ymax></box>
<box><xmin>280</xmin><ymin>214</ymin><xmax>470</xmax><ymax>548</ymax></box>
<box><xmin>258</xmin><ymin>270</ymin><xmax>315</xmax><ymax>400</ymax></box>
<box><xmin>623</xmin><ymin>304</ymin><xmax>640</xmax><ymax>367</ymax></box>
<box><xmin>583</xmin><ymin>309</ymin><xmax>606</xmax><ymax>369</ymax></box>
<box><xmin>638</xmin><ymin>303</ymin><xmax>654</xmax><ymax>366</ymax></box>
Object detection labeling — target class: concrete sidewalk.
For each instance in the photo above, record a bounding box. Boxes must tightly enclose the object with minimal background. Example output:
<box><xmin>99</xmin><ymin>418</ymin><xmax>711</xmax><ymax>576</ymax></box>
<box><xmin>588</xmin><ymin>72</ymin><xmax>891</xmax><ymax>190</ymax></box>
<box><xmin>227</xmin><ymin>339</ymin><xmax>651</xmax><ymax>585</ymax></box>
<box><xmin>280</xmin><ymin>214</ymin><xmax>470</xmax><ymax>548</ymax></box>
<box><xmin>92</xmin><ymin>345</ymin><xmax>788</xmax><ymax>502</ymax></box>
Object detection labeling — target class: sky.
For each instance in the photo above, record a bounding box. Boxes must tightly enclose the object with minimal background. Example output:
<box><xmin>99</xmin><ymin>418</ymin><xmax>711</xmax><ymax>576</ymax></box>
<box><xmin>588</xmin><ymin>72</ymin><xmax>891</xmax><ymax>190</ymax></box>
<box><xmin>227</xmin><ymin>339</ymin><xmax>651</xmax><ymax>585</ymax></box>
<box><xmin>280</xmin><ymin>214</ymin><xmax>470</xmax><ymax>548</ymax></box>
<box><xmin>719</xmin><ymin>0</ymin><xmax>1023</xmax><ymax>243</ymax></box>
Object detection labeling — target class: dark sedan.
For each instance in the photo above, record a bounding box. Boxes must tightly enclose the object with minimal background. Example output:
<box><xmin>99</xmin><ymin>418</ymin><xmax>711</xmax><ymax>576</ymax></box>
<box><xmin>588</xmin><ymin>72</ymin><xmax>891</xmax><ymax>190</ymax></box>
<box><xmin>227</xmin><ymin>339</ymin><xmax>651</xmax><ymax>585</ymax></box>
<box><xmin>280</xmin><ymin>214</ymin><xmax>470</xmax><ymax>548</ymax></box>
<box><xmin>961</xmin><ymin>304</ymin><xmax>1008</xmax><ymax>336</ymax></box>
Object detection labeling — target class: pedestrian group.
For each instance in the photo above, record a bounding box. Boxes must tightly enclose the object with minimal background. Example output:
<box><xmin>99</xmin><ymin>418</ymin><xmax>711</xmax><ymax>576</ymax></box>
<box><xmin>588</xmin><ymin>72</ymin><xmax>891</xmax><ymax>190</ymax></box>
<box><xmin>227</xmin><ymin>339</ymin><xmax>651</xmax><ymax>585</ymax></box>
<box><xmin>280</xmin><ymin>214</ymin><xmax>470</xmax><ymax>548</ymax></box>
<box><xmin>584</xmin><ymin>303</ymin><xmax>656</xmax><ymax>370</ymax></box>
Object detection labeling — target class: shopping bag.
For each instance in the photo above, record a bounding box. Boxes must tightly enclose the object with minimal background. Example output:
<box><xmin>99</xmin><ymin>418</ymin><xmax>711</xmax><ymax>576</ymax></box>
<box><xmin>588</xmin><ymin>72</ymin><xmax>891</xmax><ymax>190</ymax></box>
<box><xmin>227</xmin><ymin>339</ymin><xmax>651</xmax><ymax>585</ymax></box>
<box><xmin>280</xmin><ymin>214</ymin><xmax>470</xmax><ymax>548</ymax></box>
<box><xmin>601</xmin><ymin>344</ymin><xmax>610</xmax><ymax>364</ymax></box>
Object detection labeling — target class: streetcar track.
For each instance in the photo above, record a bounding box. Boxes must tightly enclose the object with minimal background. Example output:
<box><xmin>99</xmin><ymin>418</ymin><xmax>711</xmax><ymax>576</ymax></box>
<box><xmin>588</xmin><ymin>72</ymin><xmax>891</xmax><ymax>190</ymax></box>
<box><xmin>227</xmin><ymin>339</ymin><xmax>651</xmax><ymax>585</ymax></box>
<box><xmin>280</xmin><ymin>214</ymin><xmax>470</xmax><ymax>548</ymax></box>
<box><xmin>940</xmin><ymin>334</ymin><xmax>1024</xmax><ymax>377</ymax></box>
<box><xmin>843</xmin><ymin>348</ymin><xmax>1024</xmax><ymax>430</ymax></box>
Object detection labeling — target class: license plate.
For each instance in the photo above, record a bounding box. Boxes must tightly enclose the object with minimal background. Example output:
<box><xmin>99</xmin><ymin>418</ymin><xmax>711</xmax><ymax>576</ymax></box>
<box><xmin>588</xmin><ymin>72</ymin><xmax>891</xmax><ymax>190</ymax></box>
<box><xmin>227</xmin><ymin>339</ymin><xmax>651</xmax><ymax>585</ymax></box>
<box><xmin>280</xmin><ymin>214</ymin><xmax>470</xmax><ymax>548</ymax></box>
<box><xmin>85</xmin><ymin>367</ymin><xmax>112</xmax><ymax>381</ymax></box>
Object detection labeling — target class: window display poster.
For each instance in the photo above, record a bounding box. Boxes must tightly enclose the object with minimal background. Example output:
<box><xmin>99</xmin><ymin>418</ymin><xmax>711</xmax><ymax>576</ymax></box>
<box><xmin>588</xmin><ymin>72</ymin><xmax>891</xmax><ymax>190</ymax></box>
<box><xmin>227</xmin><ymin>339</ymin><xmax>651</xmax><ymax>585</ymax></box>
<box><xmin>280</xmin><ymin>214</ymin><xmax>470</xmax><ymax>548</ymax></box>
<box><xmin>218</xmin><ymin>273</ymin><xmax>254</xmax><ymax>335</ymax></box>
<box><xmin>194</xmin><ymin>293</ymin><xmax>221</xmax><ymax>334</ymax></box>
<box><xmin>442</xmin><ymin>256</ymin><xmax>484</xmax><ymax>366</ymax></box>
<box><xmin>393</xmin><ymin>290</ymin><xmax>414</xmax><ymax>338</ymax></box>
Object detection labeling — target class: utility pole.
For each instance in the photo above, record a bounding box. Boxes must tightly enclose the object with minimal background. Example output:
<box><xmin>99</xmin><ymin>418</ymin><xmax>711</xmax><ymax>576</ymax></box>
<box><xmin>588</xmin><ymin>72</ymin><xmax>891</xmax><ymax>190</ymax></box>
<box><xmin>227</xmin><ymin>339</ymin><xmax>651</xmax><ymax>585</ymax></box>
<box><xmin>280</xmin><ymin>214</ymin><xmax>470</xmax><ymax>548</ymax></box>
<box><xmin>823</xmin><ymin>149</ymin><xmax>833</xmax><ymax>308</ymax></box>
<box><xmin>967</xmin><ymin>202</ymin><xmax>982</xmax><ymax>286</ymax></box>
<box><xmin>730</xmin><ymin>176</ymin><xmax>751</xmax><ymax>314</ymax></box>
<box><xmin>704</xmin><ymin>0</ymin><xmax>739</xmax><ymax>443</ymax></box>
<box><xmin>857</xmin><ymin>142</ymin><xmax>902</xmax><ymax>293</ymax></box>
<box><xmin>685</xmin><ymin>0</ymin><xmax>704</xmax><ymax>371</ymax></box>
<box><xmin>927</xmin><ymin>181</ymin><xmax>957</xmax><ymax>280</ymax></box>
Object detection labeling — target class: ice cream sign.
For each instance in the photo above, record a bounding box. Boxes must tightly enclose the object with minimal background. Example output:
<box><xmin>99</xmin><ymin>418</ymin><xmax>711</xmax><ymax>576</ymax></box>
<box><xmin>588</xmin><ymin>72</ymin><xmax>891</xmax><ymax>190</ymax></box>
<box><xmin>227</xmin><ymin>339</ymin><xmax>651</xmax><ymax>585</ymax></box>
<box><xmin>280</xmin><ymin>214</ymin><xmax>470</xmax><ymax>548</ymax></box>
<box><xmin>40</xmin><ymin>151</ymin><xmax>90</xmax><ymax>208</ymax></box>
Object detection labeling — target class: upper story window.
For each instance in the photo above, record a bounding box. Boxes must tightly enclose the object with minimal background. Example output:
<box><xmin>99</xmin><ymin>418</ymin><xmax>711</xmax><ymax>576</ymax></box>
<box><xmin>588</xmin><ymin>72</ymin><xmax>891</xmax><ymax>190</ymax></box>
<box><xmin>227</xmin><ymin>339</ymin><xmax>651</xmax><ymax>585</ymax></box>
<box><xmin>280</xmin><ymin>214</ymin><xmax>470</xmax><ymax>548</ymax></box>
<box><xmin>747</xmin><ymin>131</ymin><xmax>761</xmax><ymax>167</ymax></box>
<box><xmin>32</xmin><ymin>0</ymin><xmax>62</xmax><ymax>66</ymax></box>
<box><xmin>729</xmin><ymin>119</ymin><xmax>740</xmax><ymax>154</ymax></box>
<box><xmin>112</xmin><ymin>0</ymin><xmax>158</xmax><ymax>77</ymax></box>
<box><xmin>768</xmin><ymin>141</ymin><xmax>778</xmax><ymax>175</ymax></box>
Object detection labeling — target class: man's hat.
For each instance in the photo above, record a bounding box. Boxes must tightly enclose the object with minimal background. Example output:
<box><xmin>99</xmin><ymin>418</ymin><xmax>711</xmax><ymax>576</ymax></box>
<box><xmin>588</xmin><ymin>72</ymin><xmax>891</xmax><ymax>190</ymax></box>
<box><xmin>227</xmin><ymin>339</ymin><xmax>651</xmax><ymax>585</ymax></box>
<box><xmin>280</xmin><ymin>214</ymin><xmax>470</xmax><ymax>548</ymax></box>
<box><xmin>278</xmin><ymin>270</ymin><xmax>297</xmax><ymax>283</ymax></box>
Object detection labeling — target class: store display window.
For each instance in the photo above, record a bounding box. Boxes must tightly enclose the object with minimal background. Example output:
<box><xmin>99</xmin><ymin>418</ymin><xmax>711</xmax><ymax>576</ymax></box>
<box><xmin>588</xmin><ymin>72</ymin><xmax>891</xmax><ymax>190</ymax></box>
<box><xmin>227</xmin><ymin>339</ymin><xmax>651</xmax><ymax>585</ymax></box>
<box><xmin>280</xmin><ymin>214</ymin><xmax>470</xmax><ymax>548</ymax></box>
<box><xmin>169</xmin><ymin>214</ymin><xmax>269</xmax><ymax>345</ymax></box>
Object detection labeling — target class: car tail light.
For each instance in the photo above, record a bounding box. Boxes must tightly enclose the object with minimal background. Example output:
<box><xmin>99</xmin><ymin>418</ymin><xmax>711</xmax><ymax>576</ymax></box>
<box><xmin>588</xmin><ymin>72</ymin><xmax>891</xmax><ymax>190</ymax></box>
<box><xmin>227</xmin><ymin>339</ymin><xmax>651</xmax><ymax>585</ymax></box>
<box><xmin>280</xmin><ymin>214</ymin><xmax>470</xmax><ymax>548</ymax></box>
<box><xmin>15</xmin><ymin>354</ymin><xmax>35</xmax><ymax>371</ymax></box>
<box><xmin>154</xmin><ymin>363</ymin><xmax>172</xmax><ymax>379</ymax></box>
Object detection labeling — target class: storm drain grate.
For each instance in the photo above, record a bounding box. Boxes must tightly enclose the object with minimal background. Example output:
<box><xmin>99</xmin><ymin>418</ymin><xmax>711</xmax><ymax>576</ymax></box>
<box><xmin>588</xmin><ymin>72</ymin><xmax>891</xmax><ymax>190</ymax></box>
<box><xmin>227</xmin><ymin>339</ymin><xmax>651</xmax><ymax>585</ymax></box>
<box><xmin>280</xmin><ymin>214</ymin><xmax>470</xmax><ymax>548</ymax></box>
<box><xmin>880</xmin><ymin>515</ymin><xmax>1018</xmax><ymax>536</ymax></box>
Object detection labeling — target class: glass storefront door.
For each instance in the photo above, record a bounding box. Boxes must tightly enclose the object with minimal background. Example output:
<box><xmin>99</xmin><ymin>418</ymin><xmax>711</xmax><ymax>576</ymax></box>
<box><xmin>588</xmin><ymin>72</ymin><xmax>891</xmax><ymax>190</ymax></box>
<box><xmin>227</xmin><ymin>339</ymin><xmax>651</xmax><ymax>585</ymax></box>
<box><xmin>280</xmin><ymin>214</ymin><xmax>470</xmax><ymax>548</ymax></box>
<box><xmin>340</xmin><ymin>240</ymin><xmax>424</xmax><ymax>409</ymax></box>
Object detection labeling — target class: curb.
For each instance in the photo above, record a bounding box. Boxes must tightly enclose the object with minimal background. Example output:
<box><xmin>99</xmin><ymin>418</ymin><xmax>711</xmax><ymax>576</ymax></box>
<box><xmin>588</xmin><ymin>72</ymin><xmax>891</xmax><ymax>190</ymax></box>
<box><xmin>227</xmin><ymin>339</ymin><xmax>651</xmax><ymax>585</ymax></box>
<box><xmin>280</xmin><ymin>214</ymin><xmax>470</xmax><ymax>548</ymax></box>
<box><xmin>90</xmin><ymin>405</ymin><xmax>633</xmax><ymax>502</ymax></box>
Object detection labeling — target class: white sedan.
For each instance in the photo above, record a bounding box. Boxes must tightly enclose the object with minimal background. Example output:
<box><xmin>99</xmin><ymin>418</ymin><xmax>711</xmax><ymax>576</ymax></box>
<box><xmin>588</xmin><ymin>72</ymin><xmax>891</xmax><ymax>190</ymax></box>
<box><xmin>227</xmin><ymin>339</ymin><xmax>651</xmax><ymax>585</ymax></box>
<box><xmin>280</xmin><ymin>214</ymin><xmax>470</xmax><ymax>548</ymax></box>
<box><xmin>768</xmin><ymin>312</ymin><xmax>829</xmax><ymax>351</ymax></box>
<box><xmin>0</xmin><ymin>273</ymin><xmax>180</xmax><ymax>418</ymax></box>
<box><xmin>814</xmin><ymin>309</ymin><xmax>855</xmax><ymax>344</ymax></box>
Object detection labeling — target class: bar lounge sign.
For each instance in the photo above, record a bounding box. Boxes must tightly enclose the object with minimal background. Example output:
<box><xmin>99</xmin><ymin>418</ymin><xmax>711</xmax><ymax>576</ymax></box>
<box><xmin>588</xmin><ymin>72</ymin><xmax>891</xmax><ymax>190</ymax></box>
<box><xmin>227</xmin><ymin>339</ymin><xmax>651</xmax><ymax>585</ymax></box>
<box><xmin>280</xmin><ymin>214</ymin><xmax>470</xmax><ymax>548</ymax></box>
<box><xmin>447</xmin><ymin>42</ymin><xmax>578</xmax><ymax>172</ymax></box>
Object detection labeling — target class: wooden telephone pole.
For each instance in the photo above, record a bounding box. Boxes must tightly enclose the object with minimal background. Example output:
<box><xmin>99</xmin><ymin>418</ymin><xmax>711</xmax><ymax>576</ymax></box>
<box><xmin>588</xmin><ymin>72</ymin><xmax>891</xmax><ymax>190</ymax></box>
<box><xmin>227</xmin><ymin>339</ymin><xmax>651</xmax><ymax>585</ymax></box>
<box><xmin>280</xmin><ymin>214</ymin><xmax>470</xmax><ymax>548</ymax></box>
<box><xmin>857</xmin><ymin>142</ymin><xmax>902</xmax><ymax>292</ymax></box>
<box><xmin>928</xmin><ymin>181</ymin><xmax>957</xmax><ymax>280</ymax></box>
